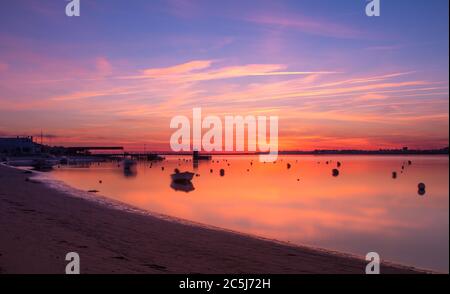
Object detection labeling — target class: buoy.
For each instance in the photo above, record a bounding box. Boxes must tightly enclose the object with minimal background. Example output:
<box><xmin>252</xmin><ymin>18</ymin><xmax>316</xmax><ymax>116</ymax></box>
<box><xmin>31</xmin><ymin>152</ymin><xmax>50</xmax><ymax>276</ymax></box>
<box><xmin>392</xmin><ymin>172</ymin><xmax>397</xmax><ymax>179</ymax></box>
<box><xmin>332</xmin><ymin>169</ymin><xmax>339</xmax><ymax>177</ymax></box>
<box><xmin>287</xmin><ymin>163</ymin><xmax>291</xmax><ymax>169</ymax></box>
<box><xmin>418</xmin><ymin>182</ymin><xmax>426</xmax><ymax>196</ymax></box>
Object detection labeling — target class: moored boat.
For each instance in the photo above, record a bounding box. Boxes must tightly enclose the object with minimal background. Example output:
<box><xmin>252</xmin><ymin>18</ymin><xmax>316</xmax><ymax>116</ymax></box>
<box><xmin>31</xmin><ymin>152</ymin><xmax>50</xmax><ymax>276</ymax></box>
<box><xmin>171</xmin><ymin>169</ymin><xmax>195</xmax><ymax>182</ymax></box>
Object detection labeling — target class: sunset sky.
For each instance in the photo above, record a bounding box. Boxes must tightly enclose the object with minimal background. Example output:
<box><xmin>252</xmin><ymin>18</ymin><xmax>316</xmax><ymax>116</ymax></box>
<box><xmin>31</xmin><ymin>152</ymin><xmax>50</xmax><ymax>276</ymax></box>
<box><xmin>0</xmin><ymin>0</ymin><xmax>448</xmax><ymax>151</ymax></box>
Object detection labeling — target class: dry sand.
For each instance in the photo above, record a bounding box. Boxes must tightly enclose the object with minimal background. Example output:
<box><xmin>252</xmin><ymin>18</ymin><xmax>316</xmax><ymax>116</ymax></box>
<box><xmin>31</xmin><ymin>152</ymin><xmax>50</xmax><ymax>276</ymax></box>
<box><xmin>0</xmin><ymin>164</ymin><xmax>426</xmax><ymax>274</ymax></box>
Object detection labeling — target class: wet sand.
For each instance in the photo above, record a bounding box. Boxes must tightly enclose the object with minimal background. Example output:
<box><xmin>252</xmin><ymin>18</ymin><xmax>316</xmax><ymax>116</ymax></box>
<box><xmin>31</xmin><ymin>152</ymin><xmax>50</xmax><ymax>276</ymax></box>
<box><xmin>0</xmin><ymin>165</ymin><xmax>427</xmax><ymax>274</ymax></box>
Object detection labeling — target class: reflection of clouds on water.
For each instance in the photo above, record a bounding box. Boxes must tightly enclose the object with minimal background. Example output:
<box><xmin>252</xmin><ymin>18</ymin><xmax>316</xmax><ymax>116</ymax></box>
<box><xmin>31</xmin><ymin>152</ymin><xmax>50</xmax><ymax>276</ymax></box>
<box><xmin>49</xmin><ymin>155</ymin><xmax>449</xmax><ymax>272</ymax></box>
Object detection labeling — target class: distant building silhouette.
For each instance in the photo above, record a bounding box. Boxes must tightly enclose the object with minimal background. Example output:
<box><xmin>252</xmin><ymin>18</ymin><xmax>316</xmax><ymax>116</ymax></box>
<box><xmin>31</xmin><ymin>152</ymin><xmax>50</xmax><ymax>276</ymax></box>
<box><xmin>0</xmin><ymin>136</ymin><xmax>41</xmax><ymax>155</ymax></box>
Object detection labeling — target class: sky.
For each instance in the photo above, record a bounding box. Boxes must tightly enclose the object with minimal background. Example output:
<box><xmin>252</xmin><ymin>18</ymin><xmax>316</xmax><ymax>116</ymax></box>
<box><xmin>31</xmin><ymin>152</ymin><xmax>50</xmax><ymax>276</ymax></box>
<box><xmin>0</xmin><ymin>0</ymin><xmax>449</xmax><ymax>151</ymax></box>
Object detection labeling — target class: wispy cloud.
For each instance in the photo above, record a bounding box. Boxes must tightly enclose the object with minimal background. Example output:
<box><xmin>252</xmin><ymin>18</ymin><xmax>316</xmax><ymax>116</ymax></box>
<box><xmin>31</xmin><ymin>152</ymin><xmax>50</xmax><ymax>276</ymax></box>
<box><xmin>245</xmin><ymin>13</ymin><xmax>362</xmax><ymax>39</ymax></box>
<box><xmin>142</xmin><ymin>60</ymin><xmax>213</xmax><ymax>76</ymax></box>
<box><xmin>95</xmin><ymin>57</ymin><xmax>114</xmax><ymax>77</ymax></box>
<box><xmin>365</xmin><ymin>44</ymin><xmax>404</xmax><ymax>51</ymax></box>
<box><xmin>124</xmin><ymin>60</ymin><xmax>340</xmax><ymax>82</ymax></box>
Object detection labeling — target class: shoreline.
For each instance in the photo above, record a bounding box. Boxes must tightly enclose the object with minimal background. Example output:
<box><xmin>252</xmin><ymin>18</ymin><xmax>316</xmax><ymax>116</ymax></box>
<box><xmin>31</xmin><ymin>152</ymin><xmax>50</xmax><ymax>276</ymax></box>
<box><xmin>0</xmin><ymin>164</ymin><xmax>430</xmax><ymax>274</ymax></box>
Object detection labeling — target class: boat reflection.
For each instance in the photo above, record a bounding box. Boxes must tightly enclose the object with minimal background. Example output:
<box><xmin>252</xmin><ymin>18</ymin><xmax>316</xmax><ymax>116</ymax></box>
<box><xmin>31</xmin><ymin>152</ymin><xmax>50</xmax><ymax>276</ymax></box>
<box><xmin>170</xmin><ymin>169</ymin><xmax>195</xmax><ymax>193</ymax></box>
<box><xmin>122</xmin><ymin>158</ymin><xmax>138</xmax><ymax>178</ymax></box>
<box><xmin>122</xmin><ymin>165</ymin><xmax>137</xmax><ymax>178</ymax></box>
<box><xmin>170</xmin><ymin>180</ymin><xmax>195</xmax><ymax>193</ymax></box>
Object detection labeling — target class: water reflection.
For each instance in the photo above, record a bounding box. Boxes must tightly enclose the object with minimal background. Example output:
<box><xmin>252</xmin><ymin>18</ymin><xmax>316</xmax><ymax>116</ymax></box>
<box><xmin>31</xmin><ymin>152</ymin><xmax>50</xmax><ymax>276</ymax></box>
<box><xmin>121</xmin><ymin>158</ymin><xmax>138</xmax><ymax>178</ymax></box>
<box><xmin>171</xmin><ymin>181</ymin><xmax>195</xmax><ymax>193</ymax></box>
<box><xmin>193</xmin><ymin>158</ymin><xmax>212</xmax><ymax>170</ymax></box>
<box><xmin>123</xmin><ymin>167</ymin><xmax>137</xmax><ymax>178</ymax></box>
<box><xmin>50</xmin><ymin>155</ymin><xmax>449</xmax><ymax>272</ymax></box>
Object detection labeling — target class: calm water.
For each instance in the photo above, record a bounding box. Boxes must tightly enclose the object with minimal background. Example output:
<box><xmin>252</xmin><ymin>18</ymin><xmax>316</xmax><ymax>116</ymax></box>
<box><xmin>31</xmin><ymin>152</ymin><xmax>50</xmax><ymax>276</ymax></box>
<box><xmin>50</xmin><ymin>155</ymin><xmax>449</xmax><ymax>272</ymax></box>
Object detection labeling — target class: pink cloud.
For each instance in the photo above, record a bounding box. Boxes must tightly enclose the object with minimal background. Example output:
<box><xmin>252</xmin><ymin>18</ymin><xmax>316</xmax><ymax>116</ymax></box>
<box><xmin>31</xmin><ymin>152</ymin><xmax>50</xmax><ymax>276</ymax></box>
<box><xmin>136</xmin><ymin>60</ymin><xmax>338</xmax><ymax>82</ymax></box>
<box><xmin>95</xmin><ymin>57</ymin><xmax>114</xmax><ymax>76</ymax></box>
<box><xmin>357</xmin><ymin>93</ymin><xmax>389</xmax><ymax>101</ymax></box>
<box><xmin>142</xmin><ymin>60</ymin><xmax>213</xmax><ymax>76</ymax></box>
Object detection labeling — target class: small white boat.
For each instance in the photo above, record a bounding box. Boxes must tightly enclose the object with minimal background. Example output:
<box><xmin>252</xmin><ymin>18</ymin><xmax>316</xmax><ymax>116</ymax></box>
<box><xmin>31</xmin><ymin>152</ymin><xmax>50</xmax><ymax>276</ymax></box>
<box><xmin>171</xmin><ymin>170</ymin><xmax>194</xmax><ymax>182</ymax></box>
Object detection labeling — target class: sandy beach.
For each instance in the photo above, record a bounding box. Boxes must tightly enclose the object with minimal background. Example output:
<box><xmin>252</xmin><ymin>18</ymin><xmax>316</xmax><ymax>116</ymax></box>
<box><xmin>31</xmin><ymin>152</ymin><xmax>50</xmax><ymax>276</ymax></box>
<box><xmin>0</xmin><ymin>164</ymin><xmax>427</xmax><ymax>274</ymax></box>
